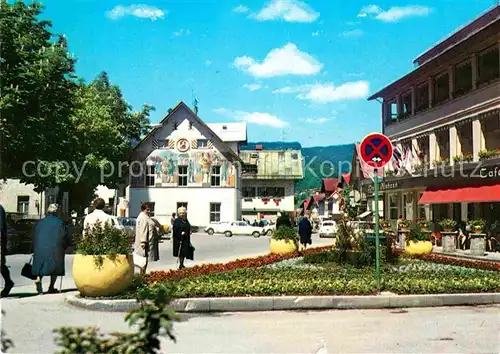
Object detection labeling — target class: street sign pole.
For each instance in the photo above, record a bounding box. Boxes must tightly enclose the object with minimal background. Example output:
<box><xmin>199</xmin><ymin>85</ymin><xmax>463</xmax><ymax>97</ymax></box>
<box><xmin>374</xmin><ymin>168</ymin><xmax>381</xmax><ymax>292</ymax></box>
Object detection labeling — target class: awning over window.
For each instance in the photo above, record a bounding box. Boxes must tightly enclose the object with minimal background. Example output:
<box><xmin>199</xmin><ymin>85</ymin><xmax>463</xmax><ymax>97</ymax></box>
<box><xmin>418</xmin><ymin>184</ymin><xmax>500</xmax><ymax>204</ymax></box>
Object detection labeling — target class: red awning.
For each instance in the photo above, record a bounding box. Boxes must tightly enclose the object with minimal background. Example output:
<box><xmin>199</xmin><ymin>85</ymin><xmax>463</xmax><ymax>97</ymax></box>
<box><xmin>418</xmin><ymin>184</ymin><xmax>500</xmax><ymax>204</ymax></box>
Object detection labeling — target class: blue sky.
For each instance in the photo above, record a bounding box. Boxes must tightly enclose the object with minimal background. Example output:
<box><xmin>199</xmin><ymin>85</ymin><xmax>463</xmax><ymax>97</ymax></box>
<box><xmin>39</xmin><ymin>0</ymin><xmax>497</xmax><ymax>147</ymax></box>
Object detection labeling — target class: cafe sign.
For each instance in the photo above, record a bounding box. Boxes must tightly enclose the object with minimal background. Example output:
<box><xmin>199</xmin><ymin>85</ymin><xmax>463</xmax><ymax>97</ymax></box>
<box><xmin>479</xmin><ymin>166</ymin><xmax>500</xmax><ymax>179</ymax></box>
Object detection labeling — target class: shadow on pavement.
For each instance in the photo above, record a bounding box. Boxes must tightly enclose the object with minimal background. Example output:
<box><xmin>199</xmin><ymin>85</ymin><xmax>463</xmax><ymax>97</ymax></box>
<box><xmin>5</xmin><ymin>288</ymin><xmax>78</xmax><ymax>299</ymax></box>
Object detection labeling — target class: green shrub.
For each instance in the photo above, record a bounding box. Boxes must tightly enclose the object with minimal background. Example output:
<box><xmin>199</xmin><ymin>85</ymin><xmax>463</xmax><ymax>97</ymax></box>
<box><xmin>53</xmin><ymin>283</ymin><xmax>179</xmax><ymax>354</ymax></box>
<box><xmin>303</xmin><ymin>251</ymin><xmax>337</xmax><ymax>264</ymax></box>
<box><xmin>76</xmin><ymin>222</ymin><xmax>133</xmax><ymax>267</ymax></box>
<box><xmin>272</xmin><ymin>226</ymin><xmax>299</xmax><ymax>242</ymax></box>
<box><xmin>439</xmin><ymin>219</ymin><xmax>456</xmax><ymax>230</ymax></box>
<box><xmin>408</xmin><ymin>228</ymin><xmax>430</xmax><ymax>242</ymax></box>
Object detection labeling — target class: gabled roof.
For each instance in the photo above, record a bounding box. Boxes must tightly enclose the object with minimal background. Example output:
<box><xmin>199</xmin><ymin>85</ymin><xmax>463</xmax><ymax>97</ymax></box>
<box><xmin>322</xmin><ymin>178</ymin><xmax>339</xmax><ymax>192</ymax></box>
<box><xmin>133</xmin><ymin>101</ymin><xmax>243</xmax><ymax>163</ymax></box>
<box><xmin>341</xmin><ymin>173</ymin><xmax>351</xmax><ymax>185</ymax></box>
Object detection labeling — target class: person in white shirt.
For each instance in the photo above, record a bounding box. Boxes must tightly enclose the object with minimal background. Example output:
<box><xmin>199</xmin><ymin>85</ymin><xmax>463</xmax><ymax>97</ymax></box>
<box><xmin>82</xmin><ymin>198</ymin><xmax>116</xmax><ymax>236</ymax></box>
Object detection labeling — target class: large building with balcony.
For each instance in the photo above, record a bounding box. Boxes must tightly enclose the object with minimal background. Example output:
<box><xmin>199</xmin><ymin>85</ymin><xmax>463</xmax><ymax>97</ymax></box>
<box><xmin>365</xmin><ymin>5</ymin><xmax>500</xmax><ymax>225</ymax></box>
<box><xmin>239</xmin><ymin>143</ymin><xmax>303</xmax><ymax>222</ymax></box>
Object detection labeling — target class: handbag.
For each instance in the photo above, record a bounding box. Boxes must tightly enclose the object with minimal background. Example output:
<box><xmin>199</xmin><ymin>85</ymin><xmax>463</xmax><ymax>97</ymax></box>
<box><xmin>186</xmin><ymin>243</ymin><xmax>195</xmax><ymax>261</ymax></box>
<box><xmin>21</xmin><ymin>255</ymin><xmax>37</xmax><ymax>280</ymax></box>
<box><xmin>133</xmin><ymin>252</ymin><xmax>147</xmax><ymax>268</ymax></box>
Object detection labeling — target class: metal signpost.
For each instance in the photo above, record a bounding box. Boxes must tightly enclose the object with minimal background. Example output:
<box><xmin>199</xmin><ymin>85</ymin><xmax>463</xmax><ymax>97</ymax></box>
<box><xmin>359</xmin><ymin>133</ymin><xmax>393</xmax><ymax>292</ymax></box>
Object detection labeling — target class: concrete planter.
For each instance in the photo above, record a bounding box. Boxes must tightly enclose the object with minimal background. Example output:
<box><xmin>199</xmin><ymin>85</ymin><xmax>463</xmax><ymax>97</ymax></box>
<box><xmin>269</xmin><ymin>239</ymin><xmax>297</xmax><ymax>254</ymax></box>
<box><xmin>441</xmin><ymin>232</ymin><xmax>457</xmax><ymax>253</ymax></box>
<box><xmin>73</xmin><ymin>254</ymin><xmax>134</xmax><ymax>297</ymax></box>
<box><xmin>470</xmin><ymin>234</ymin><xmax>486</xmax><ymax>256</ymax></box>
<box><xmin>404</xmin><ymin>241</ymin><xmax>433</xmax><ymax>255</ymax></box>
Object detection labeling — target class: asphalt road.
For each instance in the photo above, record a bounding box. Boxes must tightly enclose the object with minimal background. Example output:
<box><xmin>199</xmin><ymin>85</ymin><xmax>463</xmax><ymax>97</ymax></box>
<box><xmin>2</xmin><ymin>295</ymin><xmax>498</xmax><ymax>354</ymax></box>
<box><xmin>1</xmin><ymin>232</ymin><xmax>334</xmax><ymax>293</ymax></box>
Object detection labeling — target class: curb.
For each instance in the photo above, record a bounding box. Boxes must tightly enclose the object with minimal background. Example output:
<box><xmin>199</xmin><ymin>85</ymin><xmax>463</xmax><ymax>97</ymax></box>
<box><xmin>65</xmin><ymin>292</ymin><xmax>500</xmax><ymax>313</ymax></box>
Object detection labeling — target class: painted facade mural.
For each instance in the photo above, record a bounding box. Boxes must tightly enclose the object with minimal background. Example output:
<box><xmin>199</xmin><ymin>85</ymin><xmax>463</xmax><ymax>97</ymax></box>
<box><xmin>145</xmin><ymin>140</ymin><xmax>236</xmax><ymax>187</ymax></box>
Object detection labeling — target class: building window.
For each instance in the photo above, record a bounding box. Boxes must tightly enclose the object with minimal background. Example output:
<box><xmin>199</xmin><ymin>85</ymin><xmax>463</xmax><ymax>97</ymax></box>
<box><xmin>388</xmin><ymin>99</ymin><xmax>397</xmax><ymax>121</ymax></box>
<box><xmin>211</xmin><ymin>165</ymin><xmax>221</xmax><ymax>186</ymax></box>
<box><xmin>388</xmin><ymin>193</ymin><xmax>398</xmax><ymax>220</ymax></box>
<box><xmin>278</xmin><ymin>152</ymin><xmax>285</xmax><ymax>161</ymax></box>
<box><xmin>285</xmin><ymin>167</ymin><xmax>292</xmax><ymax>175</ymax></box>
<box><xmin>242</xmin><ymin>187</ymin><xmax>256</xmax><ymax>198</ymax></box>
<box><xmin>178</xmin><ymin>166</ymin><xmax>188</xmax><ymax>186</ymax></box>
<box><xmin>197</xmin><ymin>139</ymin><xmax>208</xmax><ymax>148</ymax></box>
<box><xmin>145</xmin><ymin>165</ymin><xmax>155</xmax><ymax>186</ymax></box>
<box><xmin>401</xmin><ymin>91</ymin><xmax>412</xmax><ymax>118</ymax></box>
<box><xmin>478</xmin><ymin>45</ymin><xmax>500</xmax><ymax>85</ymax></box>
<box><xmin>257</xmin><ymin>187</ymin><xmax>269</xmax><ymax>197</ymax></box>
<box><xmin>210</xmin><ymin>203</ymin><xmax>221</xmax><ymax>222</ymax></box>
<box><xmin>270</xmin><ymin>187</ymin><xmax>285</xmax><ymax>197</ymax></box>
<box><xmin>17</xmin><ymin>196</ymin><xmax>29</xmax><ymax>214</ymax></box>
<box><xmin>454</xmin><ymin>59</ymin><xmax>473</xmax><ymax>97</ymax></box>
<box><xmin>433</xmin><ymin>72</ymin><xmax>449</xmax><ymax>105</ymax></box>
<box><xmin>291</xmin><ymin>153</ymin><xmax>298</xmax><ymax>160</ymax></box>
<box><xmin>177</xmin><ymin>202</ymin><xmax>188</xmax><ymax>212</ymax></box>
<box><xmin>415</xmin><ymin>82</ymin><xmax>429</xmax><ymax>113</ymax></box>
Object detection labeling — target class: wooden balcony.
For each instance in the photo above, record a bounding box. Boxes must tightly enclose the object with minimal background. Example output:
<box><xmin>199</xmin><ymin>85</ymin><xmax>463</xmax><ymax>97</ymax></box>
<box><xmin>385</xmin><ymin>80</ymin><xmax>500</xmax><ymax>139</ymax></box>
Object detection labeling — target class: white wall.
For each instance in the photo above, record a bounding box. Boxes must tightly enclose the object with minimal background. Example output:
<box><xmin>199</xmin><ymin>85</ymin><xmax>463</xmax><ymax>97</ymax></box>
<box><xmin>95</xmin><ymin>185</ymin><xmax>116</xmax><ymax>202</ymax></box>
<box><xmin>127</xmin><ymin>187</ymin><xmax>237</xmax><ymax>227</ymax></box>
<box><xmin>0</xmin><ymin>179</ymin><xmax>42</xmax><ymax>216</ymax></box>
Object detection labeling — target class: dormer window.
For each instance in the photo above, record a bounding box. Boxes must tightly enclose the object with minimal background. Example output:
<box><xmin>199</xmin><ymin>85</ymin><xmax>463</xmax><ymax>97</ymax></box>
<box><xmin>222</xmin><ymin>125</ymin><xmax>227</xmax><ymax>130</ymax></box>
<box><xmin>197</xmin><ymin>139</ymin><xmax>208</xmax><ymax>148</ymax></box>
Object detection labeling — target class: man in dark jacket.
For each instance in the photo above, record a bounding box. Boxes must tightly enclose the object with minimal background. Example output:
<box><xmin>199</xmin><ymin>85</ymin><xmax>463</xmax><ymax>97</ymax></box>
<box><xmin>1</xmin><ymin>204</ymin><xmax>14</xmax><ymax>297</ymax></box>
<box><xmin>276</xmin><ymin>212</ymin><xmax>292</xmax><ymax>229</ymax></box>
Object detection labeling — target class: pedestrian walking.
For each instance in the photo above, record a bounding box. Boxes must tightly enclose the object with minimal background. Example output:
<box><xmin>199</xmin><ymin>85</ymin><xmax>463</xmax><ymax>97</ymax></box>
<box><xmin>32</xmin><ymin>204</ymin><xmax>70</xmax><ymax>294</ymax></box>
<box><xmin>134</xmin><ymin>202</ymin><xmax>155</xmax><ymax>275</ymax></box>
<box><xmin>298</xmin><ymin>213</ymin><xmax>313</xmax><ymax>251</ymax></box>
<box><xmin>0</xmin><ymin>204</ymin><xmax>14</xmax><ymax>298</ymax></box>
<box><xmin>172</xmin><ymin>207</ymin><xmax>194</xmax><ymax>269</ymax></box>
<box><xmin>82</xmin><ymin>198</ymin><xmax>116</xmax><ymax>237</ymax></box>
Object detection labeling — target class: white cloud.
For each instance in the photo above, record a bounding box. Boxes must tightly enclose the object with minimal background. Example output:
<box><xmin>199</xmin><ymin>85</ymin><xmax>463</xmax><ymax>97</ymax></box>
<box><xmin>243</xmin><ymin>83</ymin><xmax>262</xmax><ymax>91</ymax></box>
<box><xmin>357</xmin><ymin>5</ymin><xmax>431</xmax><ymax>22</ymax></box>
<box><xmin>252</xmin><ymin>0</ymin><xmax>319</xmax><ymax>23</ymax></box>
<box><xmin>339</xmin><ymin>29</ymin><xmax>364</xmax><ymax>38</ymax></box>
<box><xmin>233</xmin><ymin>43</ymin><xmax>323</xmax><ymax>78</ymax></box>
<box><xmin>173</xmin><ymin>29</ymin><xmax>191</xmax><ymax>36</ymax></box>
<box><xmin>205</xmin><ymin>60</ymin><xmax>212</xmax><ymax>66</ymax></box>
<box><xmin>106</xmin><ymin>4</ymin><xmax>166</xmax><ymax>20</ymax></box>
<box><xmin>302</xmin><ymin>117</ymin><xmax>330</xmax><ymax>124</ymax></box>
<box><xmin>273</xmin><ymin>81</ymin><xmax>370</xmax><ymax>103</ymax></box>
<box><xmin>233</xmin><ymin>5</ymin><xmax>249</xmax><ymax>13</ymax></box>
<box><xmin>214</xmin><ymin>108</ymin><xmax>287</xmax><ymax>128</ymax></box>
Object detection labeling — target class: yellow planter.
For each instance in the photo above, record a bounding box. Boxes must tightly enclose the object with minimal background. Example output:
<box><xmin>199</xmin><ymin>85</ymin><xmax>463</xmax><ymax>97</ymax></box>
<box><xmin>269</xmin><ymin>239</ymin><xmax>297</xmax><ymax>254</ymax></box>
<box><xmin>73</xmin><ymin>254</ymin><xmax>134</xmax><ymax>297</ymax></box>
<box><xmin>405</xmin><ymin>241</ymin><xmax>433</xmax><ymax>255</ymax></box>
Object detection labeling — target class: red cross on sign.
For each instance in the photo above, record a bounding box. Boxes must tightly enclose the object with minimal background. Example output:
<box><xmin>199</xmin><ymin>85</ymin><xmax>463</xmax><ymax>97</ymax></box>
<box><xmin>331</xmin><ymin>192</ymin><xmax>340</xmax><ymax>201</ymax></box>
<box><xmin>360</xmin><ymin>133</ymin><xmax>393</xmax><ymax>169</ymax></box>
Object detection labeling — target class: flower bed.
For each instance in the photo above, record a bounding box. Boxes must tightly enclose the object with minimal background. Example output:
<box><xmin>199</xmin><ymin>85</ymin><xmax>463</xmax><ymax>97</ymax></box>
<box><xmin>404</xmin><ymin>253</ymin><xmax>500</xmax><ymax>272</ymax></box>
<box><xmin>144</xmin><ymin>245</ymin><xmax>333</xmax><ymax>284</ymax></box>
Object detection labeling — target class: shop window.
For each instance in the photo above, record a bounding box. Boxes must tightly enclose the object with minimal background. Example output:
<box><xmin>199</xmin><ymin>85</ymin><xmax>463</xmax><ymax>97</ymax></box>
<box><xmin>17</xmin><ymin>196</ymin><xmax>29</xmax><ymax>214</ymax></box>
<box><xmin>210</xmin><ymin>203</ymin><xmax>221</xmax><ymax>222</ymax></box>
<box><xmin>454</xmin><ymin>59</ymin><xmax>473</xmax><ymax>97</ymax></box>
<box><xmin>178</xmin><ymin>166</ymin><xmax>188</xmax><ymax>186</ymax></box>
<box><xmin>478</xmin><ymin>45</ymin><xmax>500</xmax><ymax>85</ymax></box>
<box><xmin>242</xmin><ymin>187</ymin><xmax>256</xmax><ymax>198</ymax></box>
<box><xmin>415</xmin><ymin>82</ymin><xmax>429</xmax><ymax>113</ymax></box>
<box><xmin>388</xmin><ymin>194</ymin><xmax>398</xmax><ymax>220</ymax></box>
<box><xmin>145</xmin><ymin>165</ymin><xmax>155</xmax><ymax>186</ymax></box>
<box><xmin>211</xmin><ymin>165</ymin><xmax>221</xmax><ymax>186</ymax></box>
<box><xmin>433</xmin><ymin>72</ymin><xmax>449</xmax><ymax>105</ymax></box>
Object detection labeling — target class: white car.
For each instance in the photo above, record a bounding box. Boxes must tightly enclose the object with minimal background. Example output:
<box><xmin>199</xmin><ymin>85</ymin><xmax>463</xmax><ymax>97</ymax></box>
<box><xmin>221</xmin><ymin>221</ymin><xmax>263</xmax><ymax>238</ymax></box>
<box><xmin>258</xmin><ymin>220</ymin><xmax>275</xmax><ymax>236</ymax></box>
<box><xmin>319</xmin><ymin>220</ymin><xmax>337</xmax><ymax>238</ymax></box>
<box><xmin>204</xmin><ymin>221</ymin><xmax>231</xmax><ymax>235</ymax></box>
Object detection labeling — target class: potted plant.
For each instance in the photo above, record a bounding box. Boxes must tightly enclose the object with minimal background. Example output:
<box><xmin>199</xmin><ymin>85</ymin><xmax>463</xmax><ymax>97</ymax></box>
<box><xmin>73</xmin><ymin>223</ymin><xmax>134</xmax><ymax>297</ymax></box>
<box><xmin>269</xmin><ymin>226</ymin><xmax>298</xmax><ymax>254</ymax></box>
<box><xmin>398</xmin><ymin>219</ymin><xmax>410</xmax><ymax>231</ymax></box>
<box><xmin>417</xmin><ymin>219</ymin><xmax>429</xmax><ymax>231</ymax></box>
<box><xmin>439</xmin><ymin>219</ymin><xmax>456</xmax><ymax>232</ymax></box>
<box><xmin>468</xmin><ymin>219</ymin><xmax>486</xmax><ymax>234</ymax></box>
<box><xmin>405</xmin><ymin>228</ymin><xmax>433</xmax><ymax>255</ymax></box>
<box><xmin>380</xmin><ymin>219</ymin><xmax>391</xmax><ymax>232</ymax></box>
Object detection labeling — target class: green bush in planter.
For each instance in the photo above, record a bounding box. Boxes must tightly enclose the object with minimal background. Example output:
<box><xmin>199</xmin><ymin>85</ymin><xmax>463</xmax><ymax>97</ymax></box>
<box><xmin>438</xmin><ymin>219</ymin><xmax>456</xmax><ymax>231</ymax></box>
<box><xmin>272</xmin><ymin>226</ymin><xmax>299</xmax><ymax>242</ymax></box>
<box><xmin>468</xmin><ymin>219</ymin><xmax>486</xmax><ymax>233</ymax></box>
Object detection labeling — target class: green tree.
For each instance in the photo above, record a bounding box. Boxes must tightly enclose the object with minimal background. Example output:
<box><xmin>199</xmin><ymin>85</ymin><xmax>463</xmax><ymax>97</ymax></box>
<box><xmin>0</xmin><ymin>0</ymin><xmax>77</xmax><ymax>187</ymax></box>
<box><xmin>61</xmin><ymin>73</ymin><xmax>153</xmax><ymax>214</ymax></box>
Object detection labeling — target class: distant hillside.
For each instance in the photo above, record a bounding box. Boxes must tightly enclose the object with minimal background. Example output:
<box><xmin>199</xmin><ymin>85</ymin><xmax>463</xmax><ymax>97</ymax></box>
<box><xmin>243</xmin><ymin>142</ymin><xmax>354</xmax><ymax>194</ymax></box>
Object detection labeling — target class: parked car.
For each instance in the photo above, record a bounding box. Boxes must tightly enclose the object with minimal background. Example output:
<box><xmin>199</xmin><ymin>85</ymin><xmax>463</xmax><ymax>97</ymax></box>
<box><xmin>258</xmin><ymin>219</ymin><xmax>275</xmax><ymax>236</ymax></box>
<box><xmin>319</xmin><ymin>220</ymin><xmax>337</xmax><ymax>238</ymax></box>
<box><xmin>220</xmin><ymin>221</ymin><xmax>263</xmax><ymax>238</ymax></box>
<box><xmin>204</xmin><ymin>221</ymin><xmax>231</xmax><ymax>235</ymax></box>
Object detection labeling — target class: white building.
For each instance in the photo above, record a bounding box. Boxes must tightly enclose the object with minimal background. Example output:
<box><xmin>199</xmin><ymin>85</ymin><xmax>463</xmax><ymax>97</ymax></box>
<box><xmin>239</xmin><ymin>145</ymin><xmax>304</xmax><ymax>222</ymax></box>
<box><xmin>124</xmin><ymin>102</ymin><xmax>247</xmax><ymax>226</ymax></box>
